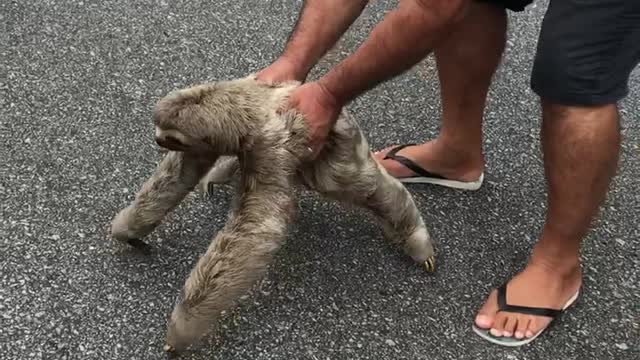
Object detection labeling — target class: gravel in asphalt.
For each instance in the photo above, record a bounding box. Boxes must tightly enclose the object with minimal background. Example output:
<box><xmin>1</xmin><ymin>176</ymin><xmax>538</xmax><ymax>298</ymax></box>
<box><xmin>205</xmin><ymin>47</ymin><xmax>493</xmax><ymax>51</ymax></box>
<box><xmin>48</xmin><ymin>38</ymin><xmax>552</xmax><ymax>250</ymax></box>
<box><xmin>1</xmin><ymin>1</ymin><xmax>638</xmax><ymax>359</ymax></box>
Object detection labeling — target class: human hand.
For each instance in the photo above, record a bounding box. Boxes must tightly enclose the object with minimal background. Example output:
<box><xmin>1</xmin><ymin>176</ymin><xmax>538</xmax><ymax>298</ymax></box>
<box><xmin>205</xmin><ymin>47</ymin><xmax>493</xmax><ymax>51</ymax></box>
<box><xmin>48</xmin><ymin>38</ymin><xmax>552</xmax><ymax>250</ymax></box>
<box><xmin>256</xmin><ymin>58</ymin><xmax>307</xmax><ymax>85</ymax></box>
<box><xmin>283</xmin><ymin>81</ymin><xmax>341</xmax><ymax>158</ymax></box>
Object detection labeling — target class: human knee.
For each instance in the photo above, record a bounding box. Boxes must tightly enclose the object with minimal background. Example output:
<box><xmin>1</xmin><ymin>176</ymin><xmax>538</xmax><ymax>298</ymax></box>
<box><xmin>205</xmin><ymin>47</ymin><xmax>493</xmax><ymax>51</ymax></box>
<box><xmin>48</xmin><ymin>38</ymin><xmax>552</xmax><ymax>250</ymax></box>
<box><xmin>539</xmin><ymin>101</ymin><xmax>621</xmax><ymax>141</ymax></box>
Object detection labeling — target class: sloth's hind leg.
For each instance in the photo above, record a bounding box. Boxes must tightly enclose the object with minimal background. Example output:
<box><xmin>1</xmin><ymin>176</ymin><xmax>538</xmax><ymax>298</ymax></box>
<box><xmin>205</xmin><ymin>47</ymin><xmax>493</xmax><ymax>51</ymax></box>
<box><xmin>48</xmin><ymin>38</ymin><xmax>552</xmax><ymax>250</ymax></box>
<box><xmin>302</xmin><ymin>111</ymin><xmax>435</xmax><ymax>271</ymax></box>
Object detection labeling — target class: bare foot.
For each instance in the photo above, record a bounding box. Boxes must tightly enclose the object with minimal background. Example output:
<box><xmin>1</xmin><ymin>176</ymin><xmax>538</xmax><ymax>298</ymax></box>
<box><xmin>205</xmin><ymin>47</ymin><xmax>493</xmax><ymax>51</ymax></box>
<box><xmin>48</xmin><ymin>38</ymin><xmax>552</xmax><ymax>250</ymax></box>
<box><xmin>373</xmin><ymin>139</ymin><xmax>484</xmax><ymax>182</ymax></box>
<box><xmin>474</xmin><ymin>255</ymin><xmax>582</xmax><ymax>340</ymax></box>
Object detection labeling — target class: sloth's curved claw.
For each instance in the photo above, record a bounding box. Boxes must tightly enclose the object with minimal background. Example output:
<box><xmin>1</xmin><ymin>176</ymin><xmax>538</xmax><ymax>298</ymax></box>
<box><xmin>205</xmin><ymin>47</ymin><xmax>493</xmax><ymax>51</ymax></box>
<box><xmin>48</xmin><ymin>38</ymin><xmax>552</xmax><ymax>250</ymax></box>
<box><xmin>424</xmin><ymin>256</ymin><xmax>435</xmax><ymax>273</ymax></box>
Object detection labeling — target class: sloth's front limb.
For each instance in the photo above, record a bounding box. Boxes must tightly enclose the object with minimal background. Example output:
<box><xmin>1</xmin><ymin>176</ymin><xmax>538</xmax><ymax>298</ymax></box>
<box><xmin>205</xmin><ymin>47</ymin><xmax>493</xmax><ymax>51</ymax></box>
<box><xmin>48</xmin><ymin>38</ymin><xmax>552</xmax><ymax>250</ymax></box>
<box><xmin>110</xmin><ymin>151</ymin><xmax>217</xmax><ymax>252</ymax></box>
<box><xmin>164</xmin><ymin>179</ymin><xmax>296</xmax><ymax>355</ymax></box>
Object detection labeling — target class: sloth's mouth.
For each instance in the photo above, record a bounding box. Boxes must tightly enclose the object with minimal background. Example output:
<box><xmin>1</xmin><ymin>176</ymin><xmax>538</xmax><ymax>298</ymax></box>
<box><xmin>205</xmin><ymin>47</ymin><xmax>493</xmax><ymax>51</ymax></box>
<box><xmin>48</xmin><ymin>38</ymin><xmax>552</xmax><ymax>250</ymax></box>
<box><xmin>155</xmin><ymin>135</ymin><xmax>188</xmax><ymax>151</ymax></box>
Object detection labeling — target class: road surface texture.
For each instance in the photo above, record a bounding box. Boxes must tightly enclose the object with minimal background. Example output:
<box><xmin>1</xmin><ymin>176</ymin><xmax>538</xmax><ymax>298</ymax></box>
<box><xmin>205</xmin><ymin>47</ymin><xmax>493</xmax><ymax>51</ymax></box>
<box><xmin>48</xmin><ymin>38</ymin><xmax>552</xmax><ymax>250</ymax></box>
<box><xmin>1</xmin><ymin>1</ymin><xmax>638</xmax><ymax>359</ymax></box>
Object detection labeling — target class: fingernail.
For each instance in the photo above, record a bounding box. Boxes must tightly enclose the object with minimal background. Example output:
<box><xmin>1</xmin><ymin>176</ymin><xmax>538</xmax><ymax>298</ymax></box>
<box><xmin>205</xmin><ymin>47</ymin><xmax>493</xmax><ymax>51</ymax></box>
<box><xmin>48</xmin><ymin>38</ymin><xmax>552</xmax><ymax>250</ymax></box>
<box><xmin>489</xmin><ymin>328</ymin><xmax>502</xmax><ymax>337</ymax></box>
<box><xmin>525</xmin><ymin>330</ymin><xmax>534</xmax><ymax>338</ymax></box>
<box><xmin>502</xmin><ymin>331</ymin><xmax>512</xmax><ymax>338</ymax></box>
<box><xmin>515</xmin><ymin>331</ymin><xmax>524</xmax><ymax>339</ymax></box>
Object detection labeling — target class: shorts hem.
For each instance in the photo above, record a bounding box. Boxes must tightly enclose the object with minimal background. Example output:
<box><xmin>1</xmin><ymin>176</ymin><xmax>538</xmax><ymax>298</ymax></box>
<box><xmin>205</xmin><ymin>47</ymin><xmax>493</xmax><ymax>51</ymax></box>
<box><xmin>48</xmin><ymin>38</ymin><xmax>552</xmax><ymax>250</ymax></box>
<box><xmin>530</xmin><ymin>82</ymin><xmax>630</xmax><ymax>107</ymax></box>
<box><xmin>475</xmin><ymin>0</ymin><xmax>533</xmax><ymax>12</ymax></box>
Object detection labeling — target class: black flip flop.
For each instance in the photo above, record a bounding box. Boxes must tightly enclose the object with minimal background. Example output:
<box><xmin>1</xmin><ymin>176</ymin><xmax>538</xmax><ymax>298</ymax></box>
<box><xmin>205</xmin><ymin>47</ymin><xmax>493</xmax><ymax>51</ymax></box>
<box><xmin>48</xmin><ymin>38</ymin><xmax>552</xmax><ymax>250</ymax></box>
<box><xmin>380</xmin><ymin>144</ymin><xmax>484</xmax><ymax>190</ymax></box>
<box><xmin>472</xmin><ymin>282</ymin><xmax>580</xmax><ymax>346</ymax></box>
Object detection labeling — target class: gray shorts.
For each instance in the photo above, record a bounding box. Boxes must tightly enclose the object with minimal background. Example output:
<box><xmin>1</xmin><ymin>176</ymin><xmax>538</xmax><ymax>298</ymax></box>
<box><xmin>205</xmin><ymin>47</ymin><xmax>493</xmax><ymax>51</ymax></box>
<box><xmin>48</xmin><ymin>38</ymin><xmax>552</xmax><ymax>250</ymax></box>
<box><xmin>482</xmin><ymin>0</ymin><xmax>640</xmax><ymax>106</ymax></box>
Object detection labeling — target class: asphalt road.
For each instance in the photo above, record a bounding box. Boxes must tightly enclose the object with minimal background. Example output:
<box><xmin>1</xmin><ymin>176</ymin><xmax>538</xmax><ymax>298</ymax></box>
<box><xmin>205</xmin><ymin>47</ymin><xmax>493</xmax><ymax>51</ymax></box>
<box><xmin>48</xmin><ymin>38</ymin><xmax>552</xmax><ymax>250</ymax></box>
<box><xmin>1</xmin><ymin>1</ymin><xmax>638</xmax><ymax>359</ymax></box>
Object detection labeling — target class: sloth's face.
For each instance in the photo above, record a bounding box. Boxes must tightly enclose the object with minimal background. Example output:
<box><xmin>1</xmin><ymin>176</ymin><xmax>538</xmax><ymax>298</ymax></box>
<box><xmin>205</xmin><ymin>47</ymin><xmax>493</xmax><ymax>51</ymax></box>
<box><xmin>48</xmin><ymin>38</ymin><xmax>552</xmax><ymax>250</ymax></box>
<box><xmin>152</xmin><ymin>84</ymin><xmax>230</xmax><ymax>154</ymax></box>
<box><xmin>152</xmin><ymin>75</ymin><xmax>294</xmax><ymax>155</ymax></box>
<box><xmin>153</xmin><ymin>125</ymin><xmax>209</xmax><ymax>153</ymax></box>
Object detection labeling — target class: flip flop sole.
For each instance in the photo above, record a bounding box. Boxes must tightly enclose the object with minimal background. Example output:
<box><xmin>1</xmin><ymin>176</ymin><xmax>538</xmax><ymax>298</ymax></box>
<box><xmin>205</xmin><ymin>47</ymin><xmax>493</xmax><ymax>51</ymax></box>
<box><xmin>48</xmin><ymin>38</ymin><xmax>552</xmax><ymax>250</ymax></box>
<box><xmin>471</xmin><ymin>289</ymin><xmax>580</xmax><ymax>347</ymax></box>
<box><xmin>472</xmin><ymin>325</ymin><xmax>545</xmax><ymax>347</ymax></box>
<box><xmin>377</xmin><ymin>144</ymin><xmax>484</xmax><ymax>191</ymax></box>
<box><xmin>399</xmin><ymin>173</ymin><xmax>484</xmax><ymax>191</ymax></box>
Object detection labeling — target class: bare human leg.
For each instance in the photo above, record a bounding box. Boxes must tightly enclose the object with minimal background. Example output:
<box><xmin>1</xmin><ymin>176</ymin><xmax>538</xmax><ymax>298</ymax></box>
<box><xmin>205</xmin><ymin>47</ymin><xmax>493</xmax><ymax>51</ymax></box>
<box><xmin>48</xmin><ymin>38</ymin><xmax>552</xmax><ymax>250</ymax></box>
<box><xmin>474</xmin><ymin>102</ymin><xmax>621</xmax><ymax>340</ymax></box>
<box><xmin>473</xmin><ymin>0</ymin><xmax>638</xmax><ymax>343</ymax></box>
<box><xmin>374</xmin><ymin>1</ymin><xmax>506</xmax><ymax>185</ymax></box>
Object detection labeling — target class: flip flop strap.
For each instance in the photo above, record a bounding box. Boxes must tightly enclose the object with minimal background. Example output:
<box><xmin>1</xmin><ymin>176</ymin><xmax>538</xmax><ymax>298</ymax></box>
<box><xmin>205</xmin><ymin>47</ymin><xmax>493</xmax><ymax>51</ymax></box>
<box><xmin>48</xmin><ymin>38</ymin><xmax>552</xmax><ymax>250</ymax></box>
<box><xmin>384</xmin><ymin>144</ymin><xmax>447</xmax><ymax>180</ymax></box>
<box><xmin>497</xmin><ymin>283</ymin><xmax>563</xmax><ymax>318</ymax></box>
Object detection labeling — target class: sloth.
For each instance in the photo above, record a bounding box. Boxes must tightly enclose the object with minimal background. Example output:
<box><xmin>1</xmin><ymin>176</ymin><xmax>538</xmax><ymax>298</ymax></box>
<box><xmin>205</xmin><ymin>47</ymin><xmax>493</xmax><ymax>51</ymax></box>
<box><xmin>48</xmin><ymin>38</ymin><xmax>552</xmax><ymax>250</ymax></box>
<box><xmin>109</xmin><ymin>74</ymin><xmax>436</xmax><ymax>356</ymax></box>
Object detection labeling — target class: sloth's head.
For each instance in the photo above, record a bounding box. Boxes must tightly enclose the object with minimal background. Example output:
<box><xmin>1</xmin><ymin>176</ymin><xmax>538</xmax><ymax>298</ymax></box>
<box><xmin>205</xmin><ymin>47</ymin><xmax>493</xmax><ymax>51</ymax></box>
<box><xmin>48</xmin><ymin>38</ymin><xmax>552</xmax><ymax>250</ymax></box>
<box><xmin>152</xmin><ymin>76</ymin><xmax>308</xmax><ymax>158</ymax></box>
<box><xmin>152</xmin><ymin>76</ymin><xmax>267</xmax><ymax>155</ymax></box>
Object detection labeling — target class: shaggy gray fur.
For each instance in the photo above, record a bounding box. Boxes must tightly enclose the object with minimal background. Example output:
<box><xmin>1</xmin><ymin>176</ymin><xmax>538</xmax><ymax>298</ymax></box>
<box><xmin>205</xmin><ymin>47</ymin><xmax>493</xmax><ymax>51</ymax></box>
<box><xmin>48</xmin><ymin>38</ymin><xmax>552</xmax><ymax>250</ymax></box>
<box><xmin>109</xmin><ymin>75</ymin><xmax>435</xmax><ymax>355</ymax></box>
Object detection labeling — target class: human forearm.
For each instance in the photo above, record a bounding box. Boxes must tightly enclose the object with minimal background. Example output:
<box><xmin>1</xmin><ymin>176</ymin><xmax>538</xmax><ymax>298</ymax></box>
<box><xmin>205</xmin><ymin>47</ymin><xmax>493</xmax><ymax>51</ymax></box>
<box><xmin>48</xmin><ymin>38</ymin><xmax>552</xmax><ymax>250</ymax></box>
<box><xmin>279</xmin><ymin>0</ymin><xmax>370</xmax><ymax>78</ymax></box>
<box><xmin>318</xmin><ymin>0</ymin><xmax>467</xmax><ymax>105</ymax></box>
